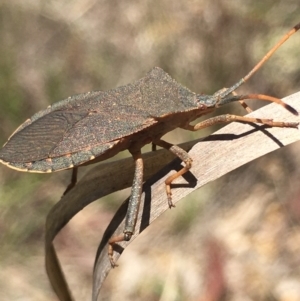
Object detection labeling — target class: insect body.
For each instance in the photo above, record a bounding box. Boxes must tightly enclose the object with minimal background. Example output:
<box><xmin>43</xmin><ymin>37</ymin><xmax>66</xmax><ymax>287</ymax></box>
<box><xmin>0</xmin><ymin>68</ymin><xmax>211</xmax><ymax>172</ymax></box>
<box><xmin>0</xmin><ymin>23</ymin><xmax>299</xmax><ymax>267</ymax></box>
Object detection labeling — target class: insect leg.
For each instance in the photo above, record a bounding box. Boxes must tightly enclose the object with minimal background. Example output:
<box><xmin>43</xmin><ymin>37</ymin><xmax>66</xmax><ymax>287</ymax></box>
<box><xmin>238</xmin><ymin>100</ymin><xmax>253</xmax><ymax>113</ymax></box>
<box><xmin>153</xmin><ymin>139</ymin><xmax>192</xmax><ymax>208</ymax></box>
<box><xmin>62</xmin><ymin>167</ymin><xmax>78</xmax><ymax>195</ymax></box>
<box><xmin>232</xmin><ymin>91</ymin><xmax>253</xmax><ymax>113</ymax></box>
<box><xmin>108</xmin><ymin>150</ymin><xmax>144</xmax><ymax>267</ymax></box>
<box><xmin>214</xmin><ymin>88</ymin><xmax>253</xmax><ymax>113</ymax></box>
<box><xmin>182</xmin><ymin>114</ymin><xmax>299</xmax><ymax>131</ymax></box>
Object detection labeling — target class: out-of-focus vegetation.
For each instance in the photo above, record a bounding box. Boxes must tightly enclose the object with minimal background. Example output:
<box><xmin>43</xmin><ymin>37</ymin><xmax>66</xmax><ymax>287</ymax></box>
<box><xmin>0</xmin><ymin>1</ymin><xmax>300</xmax><ymax>300</ymax></box>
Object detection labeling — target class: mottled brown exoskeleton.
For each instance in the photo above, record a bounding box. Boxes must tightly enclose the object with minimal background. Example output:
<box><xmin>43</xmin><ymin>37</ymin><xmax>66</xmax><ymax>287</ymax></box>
<box><xmin>0</xmin><ymin>23</ymin><xmax>299</xmax><ymax>266</ymax></box>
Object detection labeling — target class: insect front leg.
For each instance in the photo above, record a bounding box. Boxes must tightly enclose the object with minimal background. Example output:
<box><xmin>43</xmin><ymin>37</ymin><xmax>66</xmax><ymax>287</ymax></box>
<box><xmin>153</xmin><ymin>139</ymin><xmax>193</xmax><ymax>208</ymax></box>
<box><xmin>238</xmin><ymin>100</ymin><xmax>253</xmax><ymax>113</ymax></box>
<box><xmin>215</xmin><ymin>88</ymin><xmax>253</xmax><ymax>113</ymax></box>
<box><xmin>182</xmin><ymin>114</ymin><xmax>298</xmax><ymax>131</ymax></box>
<box><xmin>108</xmin><ymin>150</ymin><xmax>144</xmax><ymax>267</ymax></box>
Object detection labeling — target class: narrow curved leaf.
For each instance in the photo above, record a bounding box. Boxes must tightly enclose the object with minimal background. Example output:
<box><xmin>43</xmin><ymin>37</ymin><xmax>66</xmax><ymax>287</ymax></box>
<box><xmin>44</xmin><ymin>92</ymin><xmax>300</xmax><ymax>301</ymax></box>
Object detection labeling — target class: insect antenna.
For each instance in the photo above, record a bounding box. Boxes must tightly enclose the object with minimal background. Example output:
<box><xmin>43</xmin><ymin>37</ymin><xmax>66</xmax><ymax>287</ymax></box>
<box><xmin>218</xmin><ymin>22</ymin><xmax>300</xmax><ymax>100</ymax></box>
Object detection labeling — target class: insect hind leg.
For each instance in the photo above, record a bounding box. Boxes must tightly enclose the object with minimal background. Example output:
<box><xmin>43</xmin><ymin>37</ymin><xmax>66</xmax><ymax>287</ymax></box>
<box><xmin>108</xmin><ymin>150</ymin><xmax>144</xmax><ymax>267</ymax></box>
<box><xmin>63</xmin><ymin>167</ymin><xmax>78</xmax><ymax>196</ymax></box>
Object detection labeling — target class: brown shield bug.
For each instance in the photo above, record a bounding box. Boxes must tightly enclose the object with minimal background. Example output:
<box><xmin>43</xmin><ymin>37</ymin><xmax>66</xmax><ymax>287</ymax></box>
<box><xmin>0</xmin><ymin>23</ymin><xmax>299</xmax><ymax>267</ymax></box>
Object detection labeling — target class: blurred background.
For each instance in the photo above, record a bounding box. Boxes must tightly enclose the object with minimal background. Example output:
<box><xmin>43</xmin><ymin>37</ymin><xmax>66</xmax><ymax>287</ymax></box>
<box><xmin>0</xmin><ymin>0</ymin><xmax>300</xmax><ymax>300</ymax></box>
